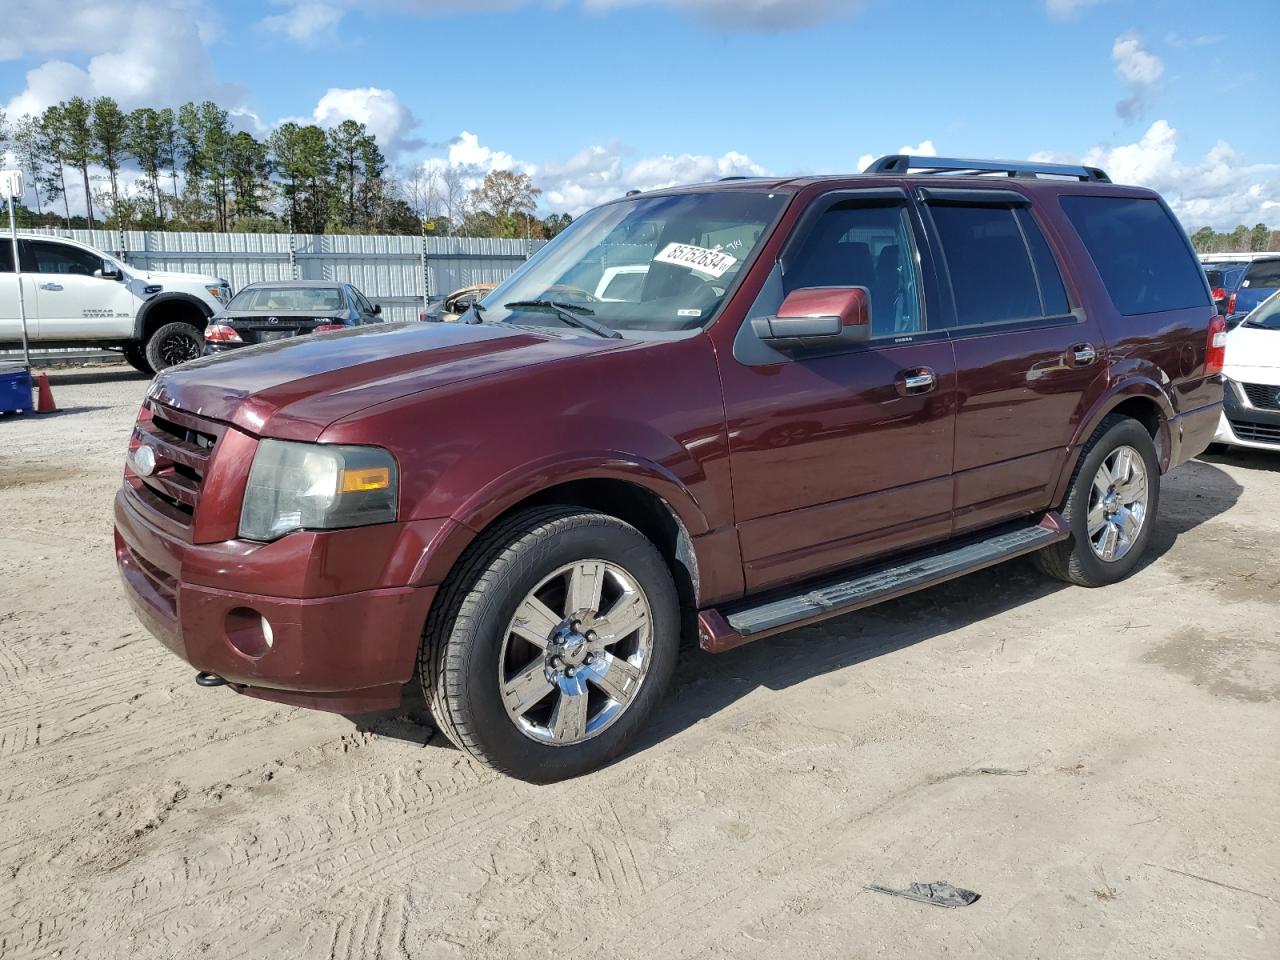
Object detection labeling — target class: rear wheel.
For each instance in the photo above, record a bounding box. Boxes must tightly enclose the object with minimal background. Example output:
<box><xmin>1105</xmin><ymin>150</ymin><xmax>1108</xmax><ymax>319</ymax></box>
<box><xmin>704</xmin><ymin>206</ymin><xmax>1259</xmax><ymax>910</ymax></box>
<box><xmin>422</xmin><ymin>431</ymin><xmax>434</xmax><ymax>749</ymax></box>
<box><xmin>122</xmin><ymin>343</ymin><xmax>154</xmax><ymax>375</ymax></box>
<box><xmin>421</xmin><ymin>506</ymin><xmax>679</xmax><ymax>782</ymax></box>
<box><xmin>144</xmin><ymin>321</ymin><xmax>204</xmax><ymax>371</ymax></box>
<box><xmin>1034</xmin><ymin>415</ymin><xmax>1160</xmax><ymax>587</ymax></box>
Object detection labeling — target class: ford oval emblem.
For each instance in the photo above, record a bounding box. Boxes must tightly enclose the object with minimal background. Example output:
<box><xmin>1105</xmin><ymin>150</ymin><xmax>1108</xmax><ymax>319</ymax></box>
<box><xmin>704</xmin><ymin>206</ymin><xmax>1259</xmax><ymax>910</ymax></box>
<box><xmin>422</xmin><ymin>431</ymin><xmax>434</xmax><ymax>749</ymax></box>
<box><xmin>132</xmin><ymin>445</ymin><xmax>157</xmax><ymax>477</ymax></box>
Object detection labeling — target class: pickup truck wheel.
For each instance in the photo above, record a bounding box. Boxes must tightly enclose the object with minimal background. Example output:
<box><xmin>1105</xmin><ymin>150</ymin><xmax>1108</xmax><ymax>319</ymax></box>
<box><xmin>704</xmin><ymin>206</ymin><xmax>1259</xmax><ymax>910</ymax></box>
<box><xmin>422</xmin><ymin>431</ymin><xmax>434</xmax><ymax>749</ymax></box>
<box><xmin>144</xmin><ymin>321</ymin><xmax>204</xmax><ymax>371</ymax></box>
<box><xmin>421</xmin><ymin>506</ymin><xmax>679</xmax><ymax>782</ymax></box>
<box><xmin>122</xmin><ymin>343</ymin><xmax>154</xmax><ymax>375</ymax></box>
<box><xmin>1033</xmin><ymin>415</ymin><xmax>1161</xmax><ymax>587</ymax></box>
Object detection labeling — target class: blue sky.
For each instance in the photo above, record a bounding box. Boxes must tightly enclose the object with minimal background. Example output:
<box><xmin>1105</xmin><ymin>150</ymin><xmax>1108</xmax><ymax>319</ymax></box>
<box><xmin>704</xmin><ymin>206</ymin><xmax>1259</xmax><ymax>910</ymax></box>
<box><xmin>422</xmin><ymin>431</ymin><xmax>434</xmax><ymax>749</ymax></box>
<box><xmin>3</xmin><ymin>0</ymin><xmax>1278</xmax><ymax>227</ymax></box>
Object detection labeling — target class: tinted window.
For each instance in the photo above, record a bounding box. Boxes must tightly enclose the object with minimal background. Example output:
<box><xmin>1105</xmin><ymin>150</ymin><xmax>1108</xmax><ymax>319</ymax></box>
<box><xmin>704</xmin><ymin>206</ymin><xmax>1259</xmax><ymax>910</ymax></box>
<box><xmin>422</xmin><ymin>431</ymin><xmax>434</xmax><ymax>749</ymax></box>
<box><xmin>1016</xmin><ymin>207</ymin><xmax>1070</xmax><ymax>316</ymax></box>
<box><xmin>930</xmin><ymin>205</ymin><xmax>1042</xmax><ymax>326</ymax></box>
<box><xmin>1243</xmin><ymin>259</ymin><xmax>1280</xmax><ymax>289</ymax></box>
<box><xmin>0</xmin><ymin>242</ymin><xmax>12</xmax><ymax>273</ymax></box>
<box><xmin>1060</xmin><ymin>196</ymin><xmax>1208</xmax><ymax>315</ymax></box>
<box><xmin>227</xmin><ymin>286</ymin><xmax>344</xmax><ymax>311</ymax></box>
<box><xmin>29</xmin><ymin>240</ymin><xmax>104</xmax><ymax>276</ymax></box>
<box><xmin>785</xmin><ymin>202</ymin><xmax>922</xmax><ymax>336</ymax></box>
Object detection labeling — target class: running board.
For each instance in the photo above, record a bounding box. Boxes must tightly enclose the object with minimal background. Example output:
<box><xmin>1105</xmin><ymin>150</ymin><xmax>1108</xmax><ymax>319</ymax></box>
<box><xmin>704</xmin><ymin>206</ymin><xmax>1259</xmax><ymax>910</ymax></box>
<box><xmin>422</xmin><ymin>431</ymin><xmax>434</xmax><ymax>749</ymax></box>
<box><xmin>698</xmin><ymin>513</ymin><xmax>1068</xmax><ymax>653</ymax></box>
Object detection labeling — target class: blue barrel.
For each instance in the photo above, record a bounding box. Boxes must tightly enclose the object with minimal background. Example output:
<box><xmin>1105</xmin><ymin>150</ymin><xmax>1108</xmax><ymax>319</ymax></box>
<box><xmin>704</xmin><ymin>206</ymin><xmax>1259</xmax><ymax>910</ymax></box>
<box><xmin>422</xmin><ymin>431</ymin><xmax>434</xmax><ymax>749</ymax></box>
<box><xmin>0</xmin><ymin>363</ymin><xmax>33</xmax><ymax>414</ymax></box>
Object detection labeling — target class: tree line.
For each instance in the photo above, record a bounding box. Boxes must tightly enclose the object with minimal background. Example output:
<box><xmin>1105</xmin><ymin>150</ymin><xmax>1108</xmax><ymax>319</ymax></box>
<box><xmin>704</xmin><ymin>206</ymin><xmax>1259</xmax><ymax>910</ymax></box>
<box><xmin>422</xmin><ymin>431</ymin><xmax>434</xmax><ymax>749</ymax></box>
<box><xmin>0</xmin><ymin>98</ymin><xmax>573</xmax><ymax>240</ymax></box>
<box><xmin>1190</xmin><ymin>223</ymin><xmax>1280</xmax><ymax>255</ymax></box>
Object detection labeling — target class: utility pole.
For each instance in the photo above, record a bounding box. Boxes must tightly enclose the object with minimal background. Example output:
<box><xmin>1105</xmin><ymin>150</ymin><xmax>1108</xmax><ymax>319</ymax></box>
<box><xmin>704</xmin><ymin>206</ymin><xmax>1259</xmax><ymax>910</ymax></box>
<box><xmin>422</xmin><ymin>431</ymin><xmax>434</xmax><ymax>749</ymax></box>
<box><xmin>2</xmin><ymin>170</ymin><xmax>32</xmax><ymax>368</ymax></box>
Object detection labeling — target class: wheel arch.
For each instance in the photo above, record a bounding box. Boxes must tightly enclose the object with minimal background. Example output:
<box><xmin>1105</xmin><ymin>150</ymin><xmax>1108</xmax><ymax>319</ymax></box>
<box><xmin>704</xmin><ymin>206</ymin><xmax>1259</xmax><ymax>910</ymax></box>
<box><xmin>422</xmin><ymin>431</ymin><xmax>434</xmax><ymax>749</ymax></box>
<box><xmin>412</xmin><ymin>470</ymin><xmax>710</xmax><ymax>639</ymax></box>
<box><xmin>1052</xmin><ymin>379</ymin><xmax>1173</xmax><ymax>507</ymax></box>
<box><xmin>133</xmin><ymin>293</ymin><xmax>213</xmax><ymax>342</ymax></box>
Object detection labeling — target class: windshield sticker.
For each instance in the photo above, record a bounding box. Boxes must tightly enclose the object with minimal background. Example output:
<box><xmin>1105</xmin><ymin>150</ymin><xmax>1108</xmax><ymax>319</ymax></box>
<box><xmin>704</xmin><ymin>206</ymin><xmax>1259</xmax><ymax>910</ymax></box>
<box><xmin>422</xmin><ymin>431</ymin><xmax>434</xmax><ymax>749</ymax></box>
<box><xmin>653</xmin><ymin>243</ymin><xmax>738</xmax><ymax>279</ymax></box>
<box><xmin>677</xmin><ymin>308</ymin><xmax>703</xmax><ymax>318</ymax></box>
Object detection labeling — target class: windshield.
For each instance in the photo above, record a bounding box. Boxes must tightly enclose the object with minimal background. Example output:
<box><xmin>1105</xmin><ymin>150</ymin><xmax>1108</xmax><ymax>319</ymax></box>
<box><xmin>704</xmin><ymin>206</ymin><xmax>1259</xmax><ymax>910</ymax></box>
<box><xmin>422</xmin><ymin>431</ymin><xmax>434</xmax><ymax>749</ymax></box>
<box><xmin>1243</xmin><ymin>291</ymin><xmax>1280</xmax><ymax>330</ymax></box>
<box><xmin>228</xmin><ymin>286</ymin><xmax>344</xmax><ymax>312</ymax></box>
<box><xmin>480</xmin><ymin>190</ymin><xmax>789</xmax><ymax>334</ymax></box>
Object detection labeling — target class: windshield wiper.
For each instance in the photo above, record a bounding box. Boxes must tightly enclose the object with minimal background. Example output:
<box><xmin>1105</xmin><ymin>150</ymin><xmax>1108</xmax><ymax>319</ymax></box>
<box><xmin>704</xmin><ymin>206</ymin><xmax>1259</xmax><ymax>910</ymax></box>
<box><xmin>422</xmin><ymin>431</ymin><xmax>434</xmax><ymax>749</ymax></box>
<box><xmin>503</xmin><ymin>300</ymin><xmax>622</xmax><ymax>339</ymax></box>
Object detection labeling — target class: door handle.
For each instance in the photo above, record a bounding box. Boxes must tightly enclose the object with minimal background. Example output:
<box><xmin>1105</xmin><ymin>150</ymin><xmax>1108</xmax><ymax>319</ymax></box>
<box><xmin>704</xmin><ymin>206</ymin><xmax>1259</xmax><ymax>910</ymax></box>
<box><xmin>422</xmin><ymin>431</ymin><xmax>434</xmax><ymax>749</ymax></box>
<box><xmin>896</xmin><ymin>366</ymin><xmax>937</xmax><ymax>396</ymax></box>
<box><xmin>1069</xmin><ymin>342</ymin><xmax>1098</xmax><ymax>367</ymax></box>
<box><xmin>39</xmin><ymin>282</ymin><xmax>63</xmax><ymax>291</ymax></box>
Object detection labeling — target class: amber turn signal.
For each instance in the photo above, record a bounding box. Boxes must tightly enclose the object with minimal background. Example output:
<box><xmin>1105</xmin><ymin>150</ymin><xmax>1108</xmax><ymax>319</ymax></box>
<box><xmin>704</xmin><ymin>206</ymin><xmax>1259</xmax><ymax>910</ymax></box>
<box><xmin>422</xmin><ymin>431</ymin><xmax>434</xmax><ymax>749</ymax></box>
<box><xmin>340</xmin><ymin>466</ymin><xmax>392</xmax><ymax>493</ymax></box>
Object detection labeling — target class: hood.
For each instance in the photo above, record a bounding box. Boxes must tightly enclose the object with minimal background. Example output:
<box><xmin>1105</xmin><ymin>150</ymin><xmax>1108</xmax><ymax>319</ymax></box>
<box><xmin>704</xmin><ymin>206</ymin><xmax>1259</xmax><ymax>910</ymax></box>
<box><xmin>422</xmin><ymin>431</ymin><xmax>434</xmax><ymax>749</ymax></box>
<box><xmin>149</xmin><ymin>321</ymin><xmax>630</xmax><ymax>441</ymax></box>
<box><xmin>1224</xmin><ymin>324</ymin><xmax>1280</xmax><ymax>371</ymax></box>
<box><xmin>133</xmin><ymin>267</ymin><xmax>222</xmax><ymax>285</ymax></box>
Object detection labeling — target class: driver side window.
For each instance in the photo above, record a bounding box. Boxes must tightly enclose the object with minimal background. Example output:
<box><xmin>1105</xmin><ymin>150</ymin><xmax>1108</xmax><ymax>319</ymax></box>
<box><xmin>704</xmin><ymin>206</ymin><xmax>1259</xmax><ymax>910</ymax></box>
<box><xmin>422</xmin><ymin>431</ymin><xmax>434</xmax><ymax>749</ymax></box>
<box><xmin>784</xmin><ymin>202</ymin><xmax>923</xmax><ymax>337</ymax></box>
<box><xmin>29</xmin><ymin>241</ymin><xmax>106</xmax><ymax>277</ymax></box>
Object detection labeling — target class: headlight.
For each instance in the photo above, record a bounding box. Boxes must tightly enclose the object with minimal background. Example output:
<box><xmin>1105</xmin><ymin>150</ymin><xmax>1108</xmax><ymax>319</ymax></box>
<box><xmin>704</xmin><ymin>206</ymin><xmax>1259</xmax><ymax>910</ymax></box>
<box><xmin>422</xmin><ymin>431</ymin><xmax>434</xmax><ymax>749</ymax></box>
<box><xmin>239</xmin><ymin>440</ymin><xmax>398</xmax><ymax>541</ymax></box>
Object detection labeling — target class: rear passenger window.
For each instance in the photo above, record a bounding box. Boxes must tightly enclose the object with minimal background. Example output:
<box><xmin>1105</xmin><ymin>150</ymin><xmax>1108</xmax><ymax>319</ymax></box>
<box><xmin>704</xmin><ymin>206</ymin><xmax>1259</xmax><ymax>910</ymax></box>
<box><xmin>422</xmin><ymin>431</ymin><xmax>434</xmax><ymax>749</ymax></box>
<box><xmin>1015</xmin><ymin>207</ymin><xmax>1070</xmax><ymax>316</ymax></box>
<box><xmin>929</xmin><ymin>204</ymin><xmax>1045</xmax><ymax>327</ymax></box>
<box><xmin>1243</xmin><ymin>259</ymin><xmax>1280</xmax><ymax>289</ymax></box>
<box><xmin>0</xmin><ymin>242</ymin><xmax>12</xmax><ymax>272</ymax></box>
<box><xmin>1060</xmin><ymin>196</ymin><xmax>1208</xmax><ymax>315</ymax></box>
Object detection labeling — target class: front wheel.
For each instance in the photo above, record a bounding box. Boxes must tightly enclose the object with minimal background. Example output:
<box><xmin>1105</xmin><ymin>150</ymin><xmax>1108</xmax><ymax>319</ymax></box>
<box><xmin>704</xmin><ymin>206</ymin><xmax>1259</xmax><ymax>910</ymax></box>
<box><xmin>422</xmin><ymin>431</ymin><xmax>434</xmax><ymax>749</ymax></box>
<box><xmin>144</xmin><ymin>321</ymin><xmax>204</xmax><ymax>371</ymax></box>
<box><xmin>421</xmin><ymin>506</ymin><xmax>679</xmax><ymax>782</ymax></box>
<box><xmin>1034</xmin><ymin>415</ymin><xmax>1161</xmax><ymax>587</ymax></box>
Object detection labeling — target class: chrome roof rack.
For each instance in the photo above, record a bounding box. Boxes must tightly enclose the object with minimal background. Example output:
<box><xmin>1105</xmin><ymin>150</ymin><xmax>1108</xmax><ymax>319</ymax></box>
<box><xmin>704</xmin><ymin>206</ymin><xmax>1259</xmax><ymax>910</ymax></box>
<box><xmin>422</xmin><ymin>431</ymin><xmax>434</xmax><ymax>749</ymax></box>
<box><xmin>868</xmin><ymin>154</ymin><xmax>1111</xmax><ymax>183</ymax></box>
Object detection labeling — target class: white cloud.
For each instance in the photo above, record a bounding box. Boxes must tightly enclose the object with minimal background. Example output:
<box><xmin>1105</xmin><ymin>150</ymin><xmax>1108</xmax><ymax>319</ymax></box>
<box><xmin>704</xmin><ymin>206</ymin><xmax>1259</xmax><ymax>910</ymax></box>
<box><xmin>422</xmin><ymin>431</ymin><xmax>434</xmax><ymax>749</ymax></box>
<box><xmin>408</xmin><ymin>132</ymin><xmax>765</xmax><ymax>216</ymax></box>
<box><xmin>1164</xmin><ymin>32</ymin><xmax>1223</xmax><ymax>49</ymax></box>
<box><xmin>260</xmin><ymin>2</ymin><xmax>344</xmax><ymax>43</ymax></box>
<box><xmin>1044</xmin><ymin>0</ymin><xmax>1106</xmax><ymax>19</ymax></box>
<box><xmin>1042</xmin><ymin>121</ymin><xmax>1280</xmax><ymax>230</ymax></box>
<box><xmin>1112</xmin><ymin>33</ymin><xmax>1163</xmax><ymax>121</ymax></box>
<box><xmin>856</xmin><ymin>139</ymin><xmax>937</xmax><ymax>173</ymax></box>
<box><xmin>2</xmin><ymin>1</ymin><xmax>232</xmax><ymax>115</ymax></box>
<box><xmin>311</xmin><ymin>87</ymin><xmax>422</xmax><ymax>154</ymax></box>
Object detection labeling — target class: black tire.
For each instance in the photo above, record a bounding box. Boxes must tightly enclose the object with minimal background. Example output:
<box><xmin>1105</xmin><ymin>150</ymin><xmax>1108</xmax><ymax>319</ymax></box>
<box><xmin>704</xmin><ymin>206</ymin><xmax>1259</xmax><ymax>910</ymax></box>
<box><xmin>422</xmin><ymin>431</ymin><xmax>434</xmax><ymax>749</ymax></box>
<box><xmin>144</xmin><ymin>321</ymin><xmax>204</xmax><ymax>371</ymax></box>
<box><xmin>421</xmin><ymin>506</ymin><xmax>679</xmax><ymax>783</ymax></box>
<box><xmin>122</xmin><ymin>343</ymin><xmax>154</xmax><ymax>375</ymax></box>
<box><xmin>1033</xmin><ymin>415</ymin><xmax>1161</xmax><ymax>587</ymax></box>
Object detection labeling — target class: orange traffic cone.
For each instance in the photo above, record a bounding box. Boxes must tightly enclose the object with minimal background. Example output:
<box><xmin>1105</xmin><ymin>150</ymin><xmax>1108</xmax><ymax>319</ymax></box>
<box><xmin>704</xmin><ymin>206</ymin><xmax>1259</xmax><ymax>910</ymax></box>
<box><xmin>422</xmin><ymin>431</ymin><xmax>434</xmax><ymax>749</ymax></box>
<box><xmin>33</xmin><ymin>371</ymin><xmax>58</xmax><ymax>413</ymax></box>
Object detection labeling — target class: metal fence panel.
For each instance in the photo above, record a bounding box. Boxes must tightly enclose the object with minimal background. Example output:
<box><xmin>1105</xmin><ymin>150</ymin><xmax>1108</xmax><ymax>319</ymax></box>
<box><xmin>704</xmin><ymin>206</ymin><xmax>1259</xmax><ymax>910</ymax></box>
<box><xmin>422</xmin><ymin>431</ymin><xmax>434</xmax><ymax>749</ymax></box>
<box><xmin>22</xmin><ymin>228</ymin><xmax>544</xmax><ymax>324</ymax></box>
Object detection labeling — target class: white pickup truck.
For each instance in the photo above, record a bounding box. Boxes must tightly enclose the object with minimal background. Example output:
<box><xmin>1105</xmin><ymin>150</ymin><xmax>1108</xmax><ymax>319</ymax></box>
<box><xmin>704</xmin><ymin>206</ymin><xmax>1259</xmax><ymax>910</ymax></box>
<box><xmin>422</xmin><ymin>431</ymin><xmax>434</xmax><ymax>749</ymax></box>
<box><xmin>0</xmin><ymin>234</ymin><xmax>230</xmax><ymax>373</ymax></box>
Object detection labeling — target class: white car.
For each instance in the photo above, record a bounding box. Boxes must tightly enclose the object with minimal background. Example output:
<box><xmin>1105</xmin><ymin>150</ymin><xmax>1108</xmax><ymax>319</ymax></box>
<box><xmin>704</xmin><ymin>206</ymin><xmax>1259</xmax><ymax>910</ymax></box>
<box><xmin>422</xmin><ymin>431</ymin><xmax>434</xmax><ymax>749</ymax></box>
<box><xmin>0</xmin><ymin>234</ymin><xmax>230</xmax><ymax>373</ymax></box>
<box><xmin>1214</xmin><ymin>291</ymin><xmax>1280</xmax><ymax>451</ymax></box>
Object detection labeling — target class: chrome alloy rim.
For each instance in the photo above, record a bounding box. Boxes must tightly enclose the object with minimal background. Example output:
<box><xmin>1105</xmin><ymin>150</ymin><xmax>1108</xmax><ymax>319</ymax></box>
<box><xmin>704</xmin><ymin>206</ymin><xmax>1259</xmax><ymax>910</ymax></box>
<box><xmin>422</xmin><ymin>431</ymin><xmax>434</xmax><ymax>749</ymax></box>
<box><xmin>498</xmin><ymin>560</ymin><xmax>652</xmax><ymax>746</ymax></box>
<box><xmin>1087</xmin><ymin>445</ymin><xmax>1149</xmax><ymax>562</ymax></box>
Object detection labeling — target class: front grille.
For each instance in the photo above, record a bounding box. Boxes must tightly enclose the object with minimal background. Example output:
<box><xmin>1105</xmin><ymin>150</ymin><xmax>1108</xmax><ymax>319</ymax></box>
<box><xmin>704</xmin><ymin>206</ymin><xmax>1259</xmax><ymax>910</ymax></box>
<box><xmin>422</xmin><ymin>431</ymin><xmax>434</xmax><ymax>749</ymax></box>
<box><xmin>128</xmin><ymin>401</ymin><xmax>224</xmax><ymax>533</ymax></box>
<box><xmin>1241</xmin><ymin>382</ymin><xmax>1280</xmax><ymax>411</ymax></box>
<box><xmin>1229</xmin><ymin>418</ymin><xmax>1280</xmax><ymax>445</ymax></box>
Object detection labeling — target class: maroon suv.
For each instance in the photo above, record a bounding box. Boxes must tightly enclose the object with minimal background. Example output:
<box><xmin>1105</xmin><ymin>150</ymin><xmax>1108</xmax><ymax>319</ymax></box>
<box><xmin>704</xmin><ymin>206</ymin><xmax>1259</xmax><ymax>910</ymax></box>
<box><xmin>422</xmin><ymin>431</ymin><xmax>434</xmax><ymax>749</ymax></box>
<box><xmin>115</xmin><ymin>155</ymin><xmax>1225</xmax><ymax>781</ymax></box>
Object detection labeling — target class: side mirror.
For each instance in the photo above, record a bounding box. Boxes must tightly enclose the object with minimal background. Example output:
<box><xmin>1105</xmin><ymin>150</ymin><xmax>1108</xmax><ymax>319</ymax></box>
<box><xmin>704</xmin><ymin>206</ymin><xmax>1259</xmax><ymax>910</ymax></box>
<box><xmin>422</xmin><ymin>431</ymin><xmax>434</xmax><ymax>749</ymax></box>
<box><xmin>96</xmin><ymin>264</ymin><xmax>123</xmax><ymax>281</ymax></box>
<box><xmin>372</xmin><ymin>303</ymin><xmax>382</xmax><ymax>315</ymax></box>
<box><xmin>752</xmin><ymin>286</ymin><xmax>871</xmax><ymax>348</ymax></box>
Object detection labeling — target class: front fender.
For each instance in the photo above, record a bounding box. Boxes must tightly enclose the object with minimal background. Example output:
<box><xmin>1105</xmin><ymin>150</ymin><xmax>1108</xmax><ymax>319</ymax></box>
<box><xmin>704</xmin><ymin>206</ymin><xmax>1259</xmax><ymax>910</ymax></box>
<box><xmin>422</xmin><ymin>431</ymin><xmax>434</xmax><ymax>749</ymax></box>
<box><xmin>133</xmin><ymin>292</ymin><xmax>214</xmax><ymax>339</ymax></box>
<box><xmin>406</xmin><ymin>453</ymin><xmax>712</xmax><ymax>590</ymax></box>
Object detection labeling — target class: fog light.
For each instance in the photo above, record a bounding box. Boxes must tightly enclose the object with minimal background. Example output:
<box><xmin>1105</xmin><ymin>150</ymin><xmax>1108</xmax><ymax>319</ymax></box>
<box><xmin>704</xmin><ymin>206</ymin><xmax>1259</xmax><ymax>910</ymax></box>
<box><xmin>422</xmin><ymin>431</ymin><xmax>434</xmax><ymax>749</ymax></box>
<box><xmin>225</xmin><ymin>607</ymin><xmax>274</xmax><ymax>659</ymax></box>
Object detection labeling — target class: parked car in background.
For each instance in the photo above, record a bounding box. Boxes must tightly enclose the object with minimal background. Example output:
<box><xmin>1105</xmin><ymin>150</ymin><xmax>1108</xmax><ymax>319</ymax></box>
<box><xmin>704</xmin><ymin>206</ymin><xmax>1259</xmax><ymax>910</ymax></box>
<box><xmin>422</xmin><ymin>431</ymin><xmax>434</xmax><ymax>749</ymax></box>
<box><xmin>420</xmin><ymin>284</ymin><xmax>497</xmax><ymax>322</ymax></box>
<box><xmin>1214</xmin><ymin>290</ymin><xmax>1280</xmax><ymax>451</ymax></box>
<box><xmin>204</xmin><ymin>281</ymin><xmax>384</xmax><ymax>355</ymax></box>
<box><xmin>116</xmin><ymin>155</ymin><xmax>1222</xmax><ymax>782</ymax></box>
<box><xmin>1204</xmin><ymin>262</ymin><xmax>1247</xmax><ymax>317</ymax></box>
<box><xmin>0</xmin><ymin>233</ymin><xmax>229</xmax><ymax>372</ymax></box>
<box><xmin>1225</xmin><ymin>256</ymin><xmax>1280</xmax><ymax>319</ymax></box>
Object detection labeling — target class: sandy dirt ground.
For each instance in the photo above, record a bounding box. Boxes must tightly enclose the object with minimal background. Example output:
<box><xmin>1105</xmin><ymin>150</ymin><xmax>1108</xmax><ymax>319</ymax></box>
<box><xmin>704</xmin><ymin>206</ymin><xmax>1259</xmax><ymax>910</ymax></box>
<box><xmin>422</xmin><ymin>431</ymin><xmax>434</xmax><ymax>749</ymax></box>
<box><xmin>1</xmin><ymin>365</ymin><xmax>1277</xmax><ymax>960</ymax></box>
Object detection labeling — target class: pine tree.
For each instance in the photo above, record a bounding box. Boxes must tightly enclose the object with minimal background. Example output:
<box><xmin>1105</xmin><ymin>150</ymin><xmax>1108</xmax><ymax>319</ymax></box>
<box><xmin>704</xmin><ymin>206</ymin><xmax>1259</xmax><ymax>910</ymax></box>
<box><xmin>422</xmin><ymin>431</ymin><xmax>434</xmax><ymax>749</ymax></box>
<box><xmin>91</xmin><ymin>97</ymin><xmax>129</xmax><ymax>218</ymax></box>
<box><xmin>60</xmin><ymin>97</ymin><xmax>97</xmax><ymax>228</ymax></box>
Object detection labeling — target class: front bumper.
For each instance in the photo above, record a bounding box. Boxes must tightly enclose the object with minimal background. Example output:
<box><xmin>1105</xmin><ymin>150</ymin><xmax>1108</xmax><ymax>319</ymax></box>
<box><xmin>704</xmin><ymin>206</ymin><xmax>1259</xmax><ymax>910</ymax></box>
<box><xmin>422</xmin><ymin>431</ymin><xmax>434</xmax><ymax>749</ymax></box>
<box><xmin>1214</xmin><ymin>377</ymin><xmax>1280</xmax><ymax>450</ymax></box>
<box><xmin>114</xmin><ymin>488</ymin><xmax>438</xmax><ymax>713</ymax></box>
